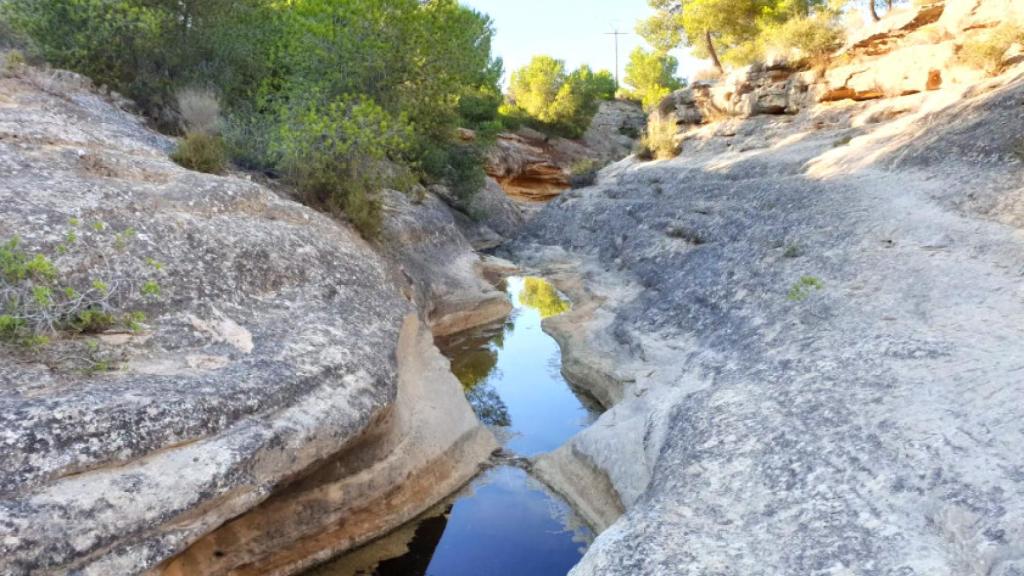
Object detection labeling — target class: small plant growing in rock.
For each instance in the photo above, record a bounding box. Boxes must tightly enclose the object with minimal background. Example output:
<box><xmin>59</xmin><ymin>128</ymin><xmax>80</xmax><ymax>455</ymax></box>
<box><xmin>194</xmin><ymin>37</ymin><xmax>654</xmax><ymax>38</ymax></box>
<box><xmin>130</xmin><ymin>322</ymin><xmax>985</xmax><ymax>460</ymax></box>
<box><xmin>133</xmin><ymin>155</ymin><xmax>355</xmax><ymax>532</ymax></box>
<box><xmin>787</xmin><ymin>275</ymin><xmax>824</xmax><ymax>302</ymax></box>
<box><xmin>959</xmin><ymin>23</ymin><xmax>1024</xmax><ymax>76</ymax></box>
<box><xmin>637</xmin><ymin>113</ymin><xmax>680</xmax><ymax>161</ymax></box>
<box><xmin>569</xmin><ymin>158</ymin><xmax>606</xmax><ymax>189</ymax></box>
<box><xmin>1</xmin><ymin>49</ymin><xmax>26</xmax><ymax>77</ymax></box>
<box><xmin>783</xmin><ymin>243</ymin><xmax>802</xmax><ymax>258</ymax></box>
<box><xmin>171</xmin><ymin>88</ymin><xmax>228</xmax><ymax>174</ymax></box>
<box><xmin>0</xmin><ymin>220</ymin><xmax>164</xmax><ymax>349</ymax></box>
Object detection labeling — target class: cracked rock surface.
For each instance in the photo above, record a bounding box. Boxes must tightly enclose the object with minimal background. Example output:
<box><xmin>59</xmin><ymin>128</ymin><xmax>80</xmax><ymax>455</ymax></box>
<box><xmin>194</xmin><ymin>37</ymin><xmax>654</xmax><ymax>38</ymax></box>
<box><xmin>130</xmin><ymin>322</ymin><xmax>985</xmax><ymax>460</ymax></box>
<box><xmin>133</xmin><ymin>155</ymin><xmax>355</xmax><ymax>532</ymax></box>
<box><xmin>511</xmin><ymin>70</ymin><xmax>1024</xmax><ymax>575</ymax></box>
<box><xmin>0</xmin><ymin>68</ymin><xmax>491</xmax><ymax>575</ymax></box>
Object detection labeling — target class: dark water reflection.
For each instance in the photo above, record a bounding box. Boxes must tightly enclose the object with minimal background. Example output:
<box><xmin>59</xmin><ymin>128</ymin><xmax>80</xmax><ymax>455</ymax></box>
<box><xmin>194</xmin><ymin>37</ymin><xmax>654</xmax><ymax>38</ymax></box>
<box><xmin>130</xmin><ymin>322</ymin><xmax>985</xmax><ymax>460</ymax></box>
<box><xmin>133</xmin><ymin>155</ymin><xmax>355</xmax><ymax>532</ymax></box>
<box><xmin>305</xmin><ymin>277</ymin><xmax>597</xmax><ymax>576</ymax></box>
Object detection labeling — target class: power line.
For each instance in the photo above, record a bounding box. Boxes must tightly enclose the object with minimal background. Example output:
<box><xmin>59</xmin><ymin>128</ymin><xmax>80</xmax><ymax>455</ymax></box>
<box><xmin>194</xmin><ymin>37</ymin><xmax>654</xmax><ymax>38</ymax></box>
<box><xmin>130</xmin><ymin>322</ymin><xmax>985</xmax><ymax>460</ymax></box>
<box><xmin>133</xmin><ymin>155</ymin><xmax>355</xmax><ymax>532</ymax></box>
<box><xmin>605</xmin><ymin>29</ymin><xmax>629</xmax><ymax>89</ymax></box>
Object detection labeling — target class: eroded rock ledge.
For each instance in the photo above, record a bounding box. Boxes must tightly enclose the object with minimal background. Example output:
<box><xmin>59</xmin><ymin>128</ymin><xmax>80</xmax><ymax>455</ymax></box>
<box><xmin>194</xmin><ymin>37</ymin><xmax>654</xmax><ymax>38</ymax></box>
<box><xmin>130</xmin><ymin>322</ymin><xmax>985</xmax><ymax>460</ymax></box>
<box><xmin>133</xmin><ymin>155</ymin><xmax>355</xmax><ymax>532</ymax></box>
<box><xmin>0</xmin><ymin>66</ymin><xmax>499</xmax><ymax>575</ymax></box>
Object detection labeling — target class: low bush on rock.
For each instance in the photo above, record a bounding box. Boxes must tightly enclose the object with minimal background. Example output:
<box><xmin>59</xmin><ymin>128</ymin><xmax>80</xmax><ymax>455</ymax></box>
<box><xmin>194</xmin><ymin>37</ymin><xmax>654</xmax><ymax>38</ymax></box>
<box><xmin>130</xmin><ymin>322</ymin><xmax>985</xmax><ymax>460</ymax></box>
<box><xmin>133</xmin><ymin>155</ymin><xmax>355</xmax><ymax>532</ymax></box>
<box><xmin>959</xmin><ymin>23</ymin><xmax>1024</xmax><ymax>76</ymax></box>
<box><xmin>0</xmin><ymin>220</ymin><xmax>163</xmax><ymax>347</ymax></box>
<box><xmin>277</xmin><ymin>96</ymin><xmax>414</xmax><ymax>237</ymax></box>
<box><xmin>171</xmin><ymin>89</ymin><xmax>228</xmax><ymax>174</ymax></box>
<box><xmin>763</xmin><ymin>13</ymin><xmax>845</xmax><ymax>65</ymax></box>
<box><xmin>636</xmin><ymin>113</ymin><xmax>680</xmax><ymax>160</ymax></box>
<box><xmin>172</xmin><ymin>132</ymin><xmax>227</xmax><ymax>174</ymax></box>
<box><xmin>787</xmin><ymin>275</ymin><xmax>824</xmax><ymax>302</ymax></box>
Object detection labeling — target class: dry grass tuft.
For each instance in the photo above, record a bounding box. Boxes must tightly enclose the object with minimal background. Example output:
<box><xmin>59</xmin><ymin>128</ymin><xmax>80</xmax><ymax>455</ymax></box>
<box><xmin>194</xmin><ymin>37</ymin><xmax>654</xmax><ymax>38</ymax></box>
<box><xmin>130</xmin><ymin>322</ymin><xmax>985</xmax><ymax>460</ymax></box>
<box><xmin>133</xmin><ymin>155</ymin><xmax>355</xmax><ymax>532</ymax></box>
<box><xmin>959</xmin><ymin>23</ymin><xmax>1024</xmax><ymax>76</ymax></box>
<box><xmin>177</xmin><ymin>88</ymin><xmax>221</xmax><ymax>135</ymax></box>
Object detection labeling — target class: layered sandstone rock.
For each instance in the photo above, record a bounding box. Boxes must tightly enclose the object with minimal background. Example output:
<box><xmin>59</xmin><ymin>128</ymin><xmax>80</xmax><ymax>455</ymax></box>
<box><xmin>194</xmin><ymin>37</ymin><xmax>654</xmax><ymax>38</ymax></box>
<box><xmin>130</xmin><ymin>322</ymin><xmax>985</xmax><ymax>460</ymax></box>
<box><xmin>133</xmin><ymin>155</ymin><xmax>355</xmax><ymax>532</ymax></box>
<box><xmin>656</xmin><ymin>0</ymin><xmax>1020</xmax><ymax>130</ymax></box>
<box><xmin>0</xmin><ymin>65</ymin><xmax>496</xmax><ymax>575</ymax></box>
<box><xmin>485</xmin><ymin>101</ymin><xmax>645</xmax><ymax>200</ymax></box>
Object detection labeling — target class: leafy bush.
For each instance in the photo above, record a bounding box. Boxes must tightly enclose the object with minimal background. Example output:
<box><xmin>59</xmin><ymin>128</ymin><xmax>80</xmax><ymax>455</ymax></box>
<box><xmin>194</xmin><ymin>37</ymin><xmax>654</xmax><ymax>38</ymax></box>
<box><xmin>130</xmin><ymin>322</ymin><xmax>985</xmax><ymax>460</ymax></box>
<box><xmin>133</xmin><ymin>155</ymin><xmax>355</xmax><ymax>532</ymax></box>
<box><xmin>636</xmin><ymin>113</ymin><xmax>680</xmax><ymax>160</ymax></box>
<box><xmin>787</xmin><ymin>275</ymin><xmax>824</xmax><ymax>302</ymax></box>
<box><xmin>0</xmin><ymin>0</ymin><xmax>279</xmax><ymax>124</ymax></box>
<box><xmin>623</xmin><ymin>47</ymin><xmax>684</xmax><ymax>110</ymax></box>
<box><xmin>170</xmin><ymin>88</ymin><xmax>228</xmax><ymax>173</ymax></box>
<box><xmin>569</xmin><ymin>158</ymin><xmax>606</xmax><ymax>189</ymax></box>
<box><xmin>763</xmin><ymin>13</ymin><xmax>845</xmax><ymax>64</ymax></box>
<box><xmin>276</xmin><ymin>96</ymin><xmax>413</xmax><ymax>237</ymax></box>
<box><xmin>959</xmin><ymin>23</ymin><xmax>1024</xmax><ymax>75</ymax></box>
<box><xmin>1</xmin><ymin>49</ymin><xmax>26</xmax><ymax>76</ymax></box>
<box><xmin>0</xmin><ymin>221</ymin><xmax>163</xmax><ymax>347</ymax></box>
<box><xmin>508</xmin><ymin>57</ymin><xmax>615</xmax><ymax>138</ymax></box>
<box><xmin>171</xmin><ymin>132</ymin><xmax>227</xmax><ymax>174</ymax></box>
<box><xmin>5</xmin><ymin>0</ymin><xmax>505</xmax><ymax>234</ymax></box>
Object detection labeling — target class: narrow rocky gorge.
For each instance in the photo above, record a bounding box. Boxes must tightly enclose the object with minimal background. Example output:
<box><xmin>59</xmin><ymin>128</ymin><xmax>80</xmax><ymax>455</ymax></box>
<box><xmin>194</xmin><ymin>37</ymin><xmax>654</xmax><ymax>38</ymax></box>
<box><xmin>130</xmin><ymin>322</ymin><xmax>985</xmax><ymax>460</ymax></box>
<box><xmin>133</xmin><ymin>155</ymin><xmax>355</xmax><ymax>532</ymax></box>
<box><xmin>2</xmin><ymin>0</ymin><xmax>1024</xmax><ymax>573</ymax></box>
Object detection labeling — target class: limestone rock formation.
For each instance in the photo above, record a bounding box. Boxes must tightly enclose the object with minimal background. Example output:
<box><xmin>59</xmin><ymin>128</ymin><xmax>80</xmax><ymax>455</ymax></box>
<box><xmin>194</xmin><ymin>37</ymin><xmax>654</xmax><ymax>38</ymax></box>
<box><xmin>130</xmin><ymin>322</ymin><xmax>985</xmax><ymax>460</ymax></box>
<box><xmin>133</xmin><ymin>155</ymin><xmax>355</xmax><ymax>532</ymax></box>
<box><xmin>378</xmin><ymin>189</ymin><xmax>512</xmax><ymax>337</ymax></box>
<box><xmin>655</xmin><ymin>0</ymin><xmax>1019</xmax><ymax>131</ymax></box>
<box><xmin>582</xmin><ymin>100</ymin><xmax>648</xmax><ymax>162</ymax></box>
<box><xmin>485</xmin><ymin>131</ymin><xmax>576</xmax><ymax>201</ymax></box>
<box><xmin>510</xmin><ymin>59</ymin><xmax>1024</xmax><ymax>574</ymax></box>
<box><xmin>0</xmin><ymin>66</ymin><xmax>496</xmax><ymax>574</ymax></box>
<box><xmin>485</xmin><ymin>101</ymin><xmax>645</xmax><ymax>201</ymax></box>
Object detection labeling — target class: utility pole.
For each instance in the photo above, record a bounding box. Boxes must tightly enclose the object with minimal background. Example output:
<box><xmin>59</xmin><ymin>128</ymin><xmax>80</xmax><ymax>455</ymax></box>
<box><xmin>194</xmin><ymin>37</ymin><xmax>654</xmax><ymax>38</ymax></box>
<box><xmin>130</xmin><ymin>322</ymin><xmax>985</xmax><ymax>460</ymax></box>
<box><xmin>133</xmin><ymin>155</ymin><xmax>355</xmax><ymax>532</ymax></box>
<box><xmin>605</xmin><ymin>29</ymin><xmax>629</xmax><ymax>89</ymax></box>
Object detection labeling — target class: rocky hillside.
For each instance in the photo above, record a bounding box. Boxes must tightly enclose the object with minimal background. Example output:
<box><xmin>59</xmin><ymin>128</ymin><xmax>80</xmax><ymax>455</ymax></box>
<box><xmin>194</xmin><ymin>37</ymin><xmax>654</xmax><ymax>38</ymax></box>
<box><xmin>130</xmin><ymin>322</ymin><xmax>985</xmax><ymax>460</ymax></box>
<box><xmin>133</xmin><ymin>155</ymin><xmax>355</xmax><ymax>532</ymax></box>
<box><xmin>509</xmin><ymin>0</ymin><xmax>1024</xmax><ymax>573</ymax></box>
<box><xmin>0</xmin><ymin>64</ymin><xmax>504</xmax><ymax>574</ymax></box>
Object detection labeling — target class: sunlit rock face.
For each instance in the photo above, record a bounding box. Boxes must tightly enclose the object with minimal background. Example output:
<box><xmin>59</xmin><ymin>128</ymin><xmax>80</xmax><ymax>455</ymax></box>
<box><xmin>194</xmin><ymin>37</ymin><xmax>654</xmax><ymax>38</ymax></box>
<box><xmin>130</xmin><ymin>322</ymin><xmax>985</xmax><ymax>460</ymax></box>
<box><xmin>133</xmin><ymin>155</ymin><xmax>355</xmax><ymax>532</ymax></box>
<box><xmin>656</xmin><ymin>0</ymin><xmax>1019</xmax><ymax>131</ymax></box>
<box><xmin>485</xmin><ymin>101</ymin><xmax>645</xmax><ymax>202</ymax></box>
<box><xmin>509</xmin><ymin>47</ymin><xmax>1024</xmax><ymax>576</ymax></box>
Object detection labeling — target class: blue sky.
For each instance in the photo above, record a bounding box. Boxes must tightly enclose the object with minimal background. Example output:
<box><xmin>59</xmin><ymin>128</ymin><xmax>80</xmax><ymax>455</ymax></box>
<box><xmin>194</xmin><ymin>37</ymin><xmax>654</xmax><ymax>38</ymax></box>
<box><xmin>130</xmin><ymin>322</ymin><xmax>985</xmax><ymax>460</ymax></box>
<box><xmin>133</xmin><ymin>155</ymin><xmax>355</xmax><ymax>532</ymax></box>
<box><xmin>461</xmin><ymin>0</ymin><xmax>705</xmax><ymax>87</ymax></box>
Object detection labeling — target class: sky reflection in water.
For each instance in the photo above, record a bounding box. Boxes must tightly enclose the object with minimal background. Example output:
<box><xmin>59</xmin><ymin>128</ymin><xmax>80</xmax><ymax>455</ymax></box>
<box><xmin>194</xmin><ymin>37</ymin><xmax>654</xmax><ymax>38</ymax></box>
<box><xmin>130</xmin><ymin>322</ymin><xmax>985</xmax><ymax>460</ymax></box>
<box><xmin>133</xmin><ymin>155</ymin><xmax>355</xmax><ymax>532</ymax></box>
<box><xmin>306</xmin><ymin>277</ymin><xmax>596</xmax><ymax>576</ymax></box>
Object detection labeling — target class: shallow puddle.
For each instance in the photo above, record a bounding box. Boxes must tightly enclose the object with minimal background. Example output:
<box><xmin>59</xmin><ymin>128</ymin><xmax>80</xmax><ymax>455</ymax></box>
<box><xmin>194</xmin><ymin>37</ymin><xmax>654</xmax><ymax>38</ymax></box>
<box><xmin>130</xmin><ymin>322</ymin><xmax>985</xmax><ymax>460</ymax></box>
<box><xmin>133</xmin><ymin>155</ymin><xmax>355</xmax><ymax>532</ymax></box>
<box><xmin>306</xmin><ymin>277</ymin><xmax>599</xmax><ymax>576</ymax></box>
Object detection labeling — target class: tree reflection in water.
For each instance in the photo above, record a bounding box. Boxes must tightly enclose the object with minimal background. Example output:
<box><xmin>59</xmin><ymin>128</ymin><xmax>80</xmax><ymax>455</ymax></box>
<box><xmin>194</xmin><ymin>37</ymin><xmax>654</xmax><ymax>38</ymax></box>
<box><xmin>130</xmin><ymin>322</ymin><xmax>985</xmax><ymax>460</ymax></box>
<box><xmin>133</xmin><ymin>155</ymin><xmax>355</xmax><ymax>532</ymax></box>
<box><xmin>437</xmin><ymin>320</ymin><xmax>512</xmax><ymax>427</ymax></box>
<box><xmin>517</xmin><ymin>277</ymin><xmax>570</xmax><ymax>318</ymax></box>
<box><xmin>436</xmin><ymin>276</ymin><xmax>570</xmax><ymax>429</ymax></box>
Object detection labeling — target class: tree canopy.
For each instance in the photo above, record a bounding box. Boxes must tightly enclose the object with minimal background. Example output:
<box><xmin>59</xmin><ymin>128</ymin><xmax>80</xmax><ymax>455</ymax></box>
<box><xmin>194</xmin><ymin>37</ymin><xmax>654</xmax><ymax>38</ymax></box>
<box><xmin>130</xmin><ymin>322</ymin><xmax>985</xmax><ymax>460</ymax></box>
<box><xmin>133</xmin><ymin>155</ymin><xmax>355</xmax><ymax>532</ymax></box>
<box><xmin>506</xmin><ymin>57</ymin><xmax>616</xmax><ymax>138</ymax></box>
<box><xmin>2</xmin><ymin>0</ymin><xmax>504</xmax><ymax>235</ymax></box>
<box><xmin>639</xmin><ymin>0</ymin><xmax>841</xmax><ymax>71</ymax></box>
<box><xmin>623</xmin><ymin>47</ymin><xmax>683</xmax><ymax>110</ymax></box>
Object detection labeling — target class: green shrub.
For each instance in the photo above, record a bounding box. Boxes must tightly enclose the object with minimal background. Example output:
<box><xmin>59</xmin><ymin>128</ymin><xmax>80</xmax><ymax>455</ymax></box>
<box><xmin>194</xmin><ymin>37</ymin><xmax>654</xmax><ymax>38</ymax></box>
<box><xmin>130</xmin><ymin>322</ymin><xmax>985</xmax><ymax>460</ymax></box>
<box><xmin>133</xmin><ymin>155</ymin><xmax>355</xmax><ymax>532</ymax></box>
<box><xmin>1</xmin><ymin>49</ymin><xmax>26</xmax><ymax>76</ymax></box>
<box><xmin>623</xmin><ymin>47</ymin><xmax>683</xmax><ymax>110</ymax></box>
<box><xmin>787</xmin><ymin>275</ymin><xmax>824</xmax><ymax>302</ymax></box>
<box><xmin>5</xmin><ymin>0</ymin><xmax>504</xmax><ymax>220</ymax></box>
<box><xmin>171</xmin><ymin>132</ymin><xmax>227</xmax><ymax>174</ymax></box>
<box><xmin>959</xmin><ymin>24</ymin><xmax>1024</xmax><ymax>75</ymax></box>
<box><xmin>508</xmin><ymin>57</ymin><xmax>615</xmax><ymax>138</ymax></box>
<box><xmin>0</xmin><ymin>223</ymin><xmax>163</xmax><ymax>347</ymax></box>
<box><xmin>637</xmin><ymin>113</ymin><xmax>680</xmax><ymax>160</ymax></box>
<box><xmin>277</xmin><ymin>95</ymin><xmax>413</xmax><ymax>237</ymax></box>
<box><xmin>763</xmin><ymin>13</ymin><xmax>845</xmax><ymax>64</ymax></box>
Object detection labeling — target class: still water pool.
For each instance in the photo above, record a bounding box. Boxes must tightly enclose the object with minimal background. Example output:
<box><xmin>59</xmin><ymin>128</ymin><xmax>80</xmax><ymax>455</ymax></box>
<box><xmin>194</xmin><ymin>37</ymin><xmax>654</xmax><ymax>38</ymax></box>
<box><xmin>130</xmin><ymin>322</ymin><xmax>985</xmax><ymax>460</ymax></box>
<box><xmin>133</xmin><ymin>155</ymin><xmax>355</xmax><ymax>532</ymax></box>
<box><xmin>306</xmin><ymin>277</ymin><xmax>599</xmax><ymax>576</ymax></box>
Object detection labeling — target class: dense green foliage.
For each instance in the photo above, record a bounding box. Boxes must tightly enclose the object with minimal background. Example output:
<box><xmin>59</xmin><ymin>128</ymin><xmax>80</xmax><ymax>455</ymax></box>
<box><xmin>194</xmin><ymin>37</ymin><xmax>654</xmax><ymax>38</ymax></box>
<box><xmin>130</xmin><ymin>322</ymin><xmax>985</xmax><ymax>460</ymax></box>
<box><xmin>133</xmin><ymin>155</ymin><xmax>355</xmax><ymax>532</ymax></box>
<box><xmin>2</xmin><ymin>0</ymin><xmax>504</xmax><ymax>235</ymax></box>
<box><xmin>506</xmin><ymin>56</ymin><xmax>616</xmax><ymax>138</ymax></box>
<box><xmin>623</xmin><ymin>47</ymin><xmax>683</xmax><ymax>110</ymax></box>
<box><xmin>640</xmin><ymin>0</ymin><xmax>845</xmax><ymax>70</ymax></box>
